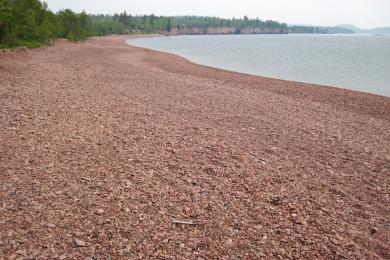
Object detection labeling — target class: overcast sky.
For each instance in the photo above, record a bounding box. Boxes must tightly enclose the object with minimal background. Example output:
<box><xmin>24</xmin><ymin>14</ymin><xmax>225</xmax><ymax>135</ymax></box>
<box><xmin>44</xmin><ymin>0</ymin><xmax>390</xmax><ymax>28</ymax></box>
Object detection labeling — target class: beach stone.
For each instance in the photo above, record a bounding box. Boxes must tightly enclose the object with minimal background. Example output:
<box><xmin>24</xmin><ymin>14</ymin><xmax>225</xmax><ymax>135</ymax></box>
<box><xmin>225</xmin><ymin>239</ymin><xmax>233</xmax><ymax>246</ymax></box>
<box><xmin>96</xmin><ymin>209</ymin><xmax>104</xmax><ymax>215</ymax></box>
<box><xmin>74</xmin><ymin>238</ymin><xmax>87</xmax><ymax>247</ymax></box>
<box><xmin>370</xmin><ymin>227</ymin><xmax>378</xmax><ymax>234</ymax></box>
<box><xmin>46</xmin><ymin>223</ymin><xmax>56</xmax><ymax>228</ymax></box>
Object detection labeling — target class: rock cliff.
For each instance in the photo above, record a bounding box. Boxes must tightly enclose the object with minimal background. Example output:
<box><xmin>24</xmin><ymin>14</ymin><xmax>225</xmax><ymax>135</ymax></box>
<box><xmin>167</xmin><ymin>26</ymin><xmax>288</xmax><ymax>35</ymax></box>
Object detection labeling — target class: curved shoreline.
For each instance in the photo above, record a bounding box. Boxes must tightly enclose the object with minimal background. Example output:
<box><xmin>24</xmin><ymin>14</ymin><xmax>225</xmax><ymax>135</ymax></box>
<box><xmin>125</xmin><ymin>35</ymin><xmax>390</xmax><ymax>121</ymax></box>
<box><xmin>126</xmin><ymin>34</ymin><xmax>390</xmax><ymax>98</ymax></box>
<box><xmin>1</xmin><ymin>35</ymin><xmax>389</xmax><ymax>258</ymax></box>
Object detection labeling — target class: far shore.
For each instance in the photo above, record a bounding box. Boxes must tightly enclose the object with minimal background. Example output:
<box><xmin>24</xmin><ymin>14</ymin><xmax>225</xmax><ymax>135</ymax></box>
<box><xmin>1</xmin><ymin>35</ymin><xmax>389</xmax><ymax>258</ymax></box>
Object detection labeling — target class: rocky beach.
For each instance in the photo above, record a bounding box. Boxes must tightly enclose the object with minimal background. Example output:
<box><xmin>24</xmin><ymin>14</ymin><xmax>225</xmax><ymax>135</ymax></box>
<box><xmin>0</xmin><ymin>35</ymin><xmax>389</xmax><ymax>259</ymax></box>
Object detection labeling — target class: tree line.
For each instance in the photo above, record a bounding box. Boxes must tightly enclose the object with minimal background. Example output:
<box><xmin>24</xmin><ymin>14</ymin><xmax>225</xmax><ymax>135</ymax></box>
<box><xmin>289</xmin><ymin>25</ymin><xmax>353</xmax><ymax>34</ymax></box>
<box><xmin>114</xmin><ymin>13</ymin><xmax>288</xmax><ymax>33</ymax></box>
<box><xmin>0</xmin><ymin>0</ymin><xmax>289</xmax><ymax>48</ymax></box>
<box><xmin>2</xmin><ymin>0</ymin><xmax>347</xmax><ymax>49</ymax></box>
<box><xmin>0</xmin><ymin>0</ymin><xmax>127</xmax><ymax>48</ymax></box>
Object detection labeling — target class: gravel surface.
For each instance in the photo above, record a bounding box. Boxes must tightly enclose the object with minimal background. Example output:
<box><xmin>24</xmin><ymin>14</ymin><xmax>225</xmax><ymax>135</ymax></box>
<box><xmin>1</xmin><ymin>35</ymin><xmax>389</xmax><ymax>259</ymax></box>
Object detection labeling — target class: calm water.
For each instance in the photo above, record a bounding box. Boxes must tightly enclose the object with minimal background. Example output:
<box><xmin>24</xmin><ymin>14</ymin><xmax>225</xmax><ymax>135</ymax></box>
<box><xmin>127</xmin><ymin>34</ymin><xmax>390</xmax><ymax>96</ymax></box>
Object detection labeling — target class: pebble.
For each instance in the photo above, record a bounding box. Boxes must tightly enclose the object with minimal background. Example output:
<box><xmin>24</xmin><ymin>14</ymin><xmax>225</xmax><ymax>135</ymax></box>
<box><xmin>46</xmin><ymin>223</ymin><xmax>56</xmax><ymax>228</ymax></box>
<box><xmin>225</xmin><ymin>238</ymin><xmax>233</xmax><ymax>246</ymax></box>
<box><xmin>331</xmin><ymin>239</ymin><xmax>340</xmax><ymax>245</ymax></box>
<box><xmin>96</xmin><ymin>209</ymin><xmax>104</xmax><ymax>215</ymax></box>
<box><xmin>254</xmin><ymin>224</ymin><xmax>263</xmax><ymax>230</ymax></box>
<box><xmin>370</xmin><ymin>227</ymin><xmax>378</xmax><ymax>235</ymax></box>
<box><xmin>15</xmin><ymin>249</ymin><xmax>27</xmax><ymax>255</ymax></box>
<box><xmin>270</xmin><ymin>195</ymin><xmax>284</xmax><ymax>205</ymax></box>
<box><xmin>74</xmin><ymin>238</ymin><xmax>87</xmax><ymax>247</ymax></box>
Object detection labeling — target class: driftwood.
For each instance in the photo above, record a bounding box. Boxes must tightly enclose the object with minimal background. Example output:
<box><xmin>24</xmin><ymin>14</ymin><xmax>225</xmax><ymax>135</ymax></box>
<box><xmin>172</xmin><ymin>219</ymin><xmax>202</xmax><ymax>226</ymax></box>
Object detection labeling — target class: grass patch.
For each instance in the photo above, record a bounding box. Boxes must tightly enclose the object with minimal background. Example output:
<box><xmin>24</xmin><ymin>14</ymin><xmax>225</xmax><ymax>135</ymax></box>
<box><xmin>16</xmin><ymin>40</ymin><xmax>44</xmax><ymax>48</ymax></box>
<box><xmin>0</xmin><ymin>40</ymin><xmax>45</xmax><ymax>50</ymax></box>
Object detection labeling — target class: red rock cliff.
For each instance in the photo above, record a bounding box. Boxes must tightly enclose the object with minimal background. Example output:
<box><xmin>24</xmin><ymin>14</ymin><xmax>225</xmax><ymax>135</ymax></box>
<box><xmin>167</xmin><ymin>27</ymin><xmax>288</xmax><ymax>35</ymax></box>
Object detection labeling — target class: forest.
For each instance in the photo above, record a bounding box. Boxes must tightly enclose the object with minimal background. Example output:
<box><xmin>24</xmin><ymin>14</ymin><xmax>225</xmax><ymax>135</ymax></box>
<box><xmin>289</xmin><ymin>25</ymin><xmax>353</xmax><ymax>34</ymax></box>
<box><xmin>0</xmin><ymin>0</ymin><xmax>290</xmax><ymax>48</ymax></box>
<box><xmin>1</xmin><ymin>0</ymin><xmax>348</xmax><ymax>49</ymax></box>
<box><xmin>113</xmin><ymin>13</ymin><xmax>288</xmax><ymax>33</ymax></box>
<box><xmin>0</xmin><ymin>0</ymin><xmax>126</xmax><ymax>48</ymax></box>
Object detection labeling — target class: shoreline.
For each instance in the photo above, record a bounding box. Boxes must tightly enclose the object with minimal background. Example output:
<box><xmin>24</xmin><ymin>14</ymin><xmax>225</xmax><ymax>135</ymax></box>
<box><xmin>125</xmin><ymin>34</ymin><xmax>390</xmax><ymax>121</ymax></box>
<box><xmin>1</xmin><ymin>35</ymin><xmax>389</xmax><ymax>258</ymax></box>
<box><xmin>126</xmin><ymin>34</ymin><xmax>390</xmax><ymax>98</ymax></box>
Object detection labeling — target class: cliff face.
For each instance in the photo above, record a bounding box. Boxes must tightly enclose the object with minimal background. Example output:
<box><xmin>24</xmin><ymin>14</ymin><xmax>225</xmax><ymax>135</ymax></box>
<box><xmin>239</xmin><ymin>27</ymin><xmax>288</xmax><ymax>34</ymax></box>
<box><xmin>167</xmin><ymin>27</ymin><xmax>288</xmax><ymax>35</ymax></box>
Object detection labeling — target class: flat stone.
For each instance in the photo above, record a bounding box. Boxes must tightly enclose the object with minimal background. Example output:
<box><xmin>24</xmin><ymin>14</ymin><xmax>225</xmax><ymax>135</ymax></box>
<box><xmin>74</xmin><ymin>238</ymin><xmax>87</xmax><ymax>247</ymax></box>
<box><xmin>46</xmin><ymin>223</ymin><xmax>56</xmax><ymax>228</ymax></box>
<box><xmin>96</xmin><ymin>209</ymin><xmax>104</xmax><ymax>215</ymax></box>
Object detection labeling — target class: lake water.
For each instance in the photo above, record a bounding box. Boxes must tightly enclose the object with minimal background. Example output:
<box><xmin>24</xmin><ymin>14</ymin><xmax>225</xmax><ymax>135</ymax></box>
<box><xmin>127</xmin><ymin>34</ymin><xmax>390</xmax><ymax>96</ymax></box>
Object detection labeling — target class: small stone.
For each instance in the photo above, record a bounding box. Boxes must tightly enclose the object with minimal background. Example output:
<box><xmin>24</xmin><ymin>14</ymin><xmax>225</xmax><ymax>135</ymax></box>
<box><xmin>254</xmin><ymin>224</ymin><xmax>263</xmax><ymax>230</ymax></box>
<box><xmin>74</xmin><ymin>231</ymin><xmax>82</xmax><ymax>237</ymax></box>
<box><xmin>46</xmin><ymin>223</ymin><xmax>56</xmax><ymax>228</ymax></box>
<box><xmin>15</xmin><ymin>249</ymin><xmax>27</xmax><ymax>256</ymax></box>
<box><xmin>270</xmin><ymin>195</ymin><xmax>284</xmax><ymax>205</ymax></box>
<box><xmin>74</xmin><ymin>238</ymin><xmax>87</xmax><ymax>247</ymax></box>
<box><xmin>81</xmin><ymin>177</ymin><xmax>91</xmax><ymax>182</ymax></box>
<box><xmin>225</xmin><ymin>239</ymin><xmax>233</xmax><ymax>246</ymax></box>
<box><xmin>96</xmin><ymin>209</ymin><xmax>104</xmax><ymax>215</ymax></box>
<box><xmin>370</xmin><ymin>227</ymin><xmax>378</xmax><ymax>235</ymax></box>
<box><xmin>8</xmin><ymin>254</ymin><xmax>18</xmax><ymax>260</ymax></box>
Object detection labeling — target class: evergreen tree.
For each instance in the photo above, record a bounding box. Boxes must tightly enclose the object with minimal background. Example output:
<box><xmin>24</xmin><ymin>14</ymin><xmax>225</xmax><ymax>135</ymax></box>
<box><xmin>167</xmin><ymin>17</ymin><xmax>172</xmax><ymax>32</ymax></box>
<box><xmin>0</xmin><ymin>1</ymin><xmax>291</xmax><ymax>48</ymax></box>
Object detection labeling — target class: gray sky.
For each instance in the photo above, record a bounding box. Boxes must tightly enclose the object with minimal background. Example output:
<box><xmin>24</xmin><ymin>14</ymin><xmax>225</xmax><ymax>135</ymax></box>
<box><xmin>44</xmin><ymin>0</ymin><xmax>390</xmax><ymax>28</ymax></box>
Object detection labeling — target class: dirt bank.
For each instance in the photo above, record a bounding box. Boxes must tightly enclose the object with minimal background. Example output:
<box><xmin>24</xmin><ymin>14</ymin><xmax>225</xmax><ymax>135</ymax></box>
<box><xmin>1</xmin><ymin>35</ymin><xmax>389</xmax><ymax>259</ymax></box>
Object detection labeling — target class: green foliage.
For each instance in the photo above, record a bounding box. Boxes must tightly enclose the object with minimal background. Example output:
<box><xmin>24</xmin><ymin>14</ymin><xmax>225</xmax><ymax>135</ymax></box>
<box><xmin>288</xmin><ymin>25</ymin><xmax>354</xmax><ymax>34</ymax></box>
<box><xmin>0</xmin><ymin>1</ymin><xmax>95</xmax><ymax>48</ymax></box>
<box><xmin>289</xmin><ymin>26</ymin><xmax>325</xmax><ymax>34</ymax></box>
<box><xmin>0</xmin><ymin>0</ymin><xmax>289</xmax><ymax>49</ymax></box>
<box><xmin>167</xmin><ymin>17</ymin><xmax>172</xmax><ymax>32</ymax></box>
<box><xmin>113</xmin><ymin>13</ymin><xmax>287</xmax><ymax>33</ymax></box>
<box><xmin>0</xmin><ymin>0</ymin><xmax>12</xmax><ymax>44</ymax></box>
<box><xmin>57</xmin><ymin>9</ymin><xmax>87</xmax><ymax>41</ymax></box>
<box><xmin>16</xmin><ymin>39</ymin><xmax>42</xmax><ymax>48</ymax></box>
<box><xmin>89</xmin><ymin>15</ymin><xmax>125</xmax><ymax>36</ymax></box>
<box><xmin>0</xmin><ymin>0</ymin><xmax>61</xmax><ymax>47</ymax></box>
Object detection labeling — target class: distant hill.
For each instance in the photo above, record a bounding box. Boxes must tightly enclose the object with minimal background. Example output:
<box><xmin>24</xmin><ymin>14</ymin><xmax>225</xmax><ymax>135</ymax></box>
<box><xmin>288</xmin><ymin>25</ymin><xmax>354</xmax><ymax>34</ymax></box>
<box><xmin>336</xmin><ymin>24</ymin><xmax>390</xmax><ymax>34</ymax></box>
<box><xmin>336</xmin><ymin>24</ymin><xmax>361</xmax><ymax>32</ymax></box>
<box><xmin>288</xmin><ymin>24</ymin><xmax>390</xmax><ymax>35</ymax></box>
